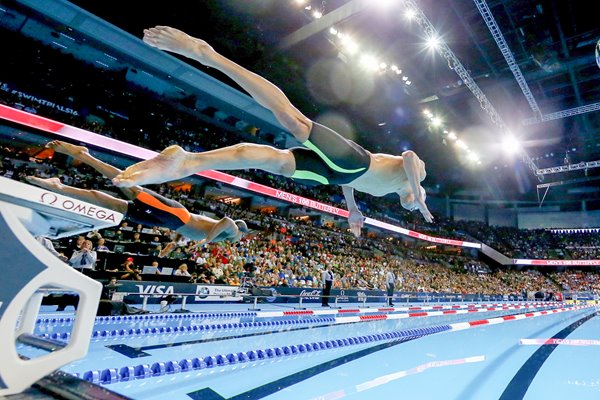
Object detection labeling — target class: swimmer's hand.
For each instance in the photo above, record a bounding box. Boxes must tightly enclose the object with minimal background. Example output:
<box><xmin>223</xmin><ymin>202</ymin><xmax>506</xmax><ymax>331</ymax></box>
<box><xmin>417</xmin><ymin>200</ymin><xmax>434</xmax><ymax>223</ymax></box>
<box><xmin>143</xmin><ymin>26</ymin><xmax>217</xmax><ymax>66</ymax></box>
<box><xmin>348</xmin><ymin>209</ymin><xmax>364</xmax><ymax>237</ymax></box>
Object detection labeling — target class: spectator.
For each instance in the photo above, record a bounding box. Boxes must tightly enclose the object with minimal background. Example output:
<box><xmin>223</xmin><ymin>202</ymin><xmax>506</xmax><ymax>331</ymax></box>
<box><xmin>68</xmin><ymin>239</ymin><xmax>97</xmax><ymax>271</ymax></box>
<box><xmin>36</xmin><ymin>235</ymin><xmax>68</xmax><ymax>262</ymax></box>
<box><xmin>95</xmin><ymin>238</ymin><xmax>110</xmax><ymax>252</ymax></box>
<box><xmin>65</xmin><ymin>235</ymin><xmax>85</xmax><ymax>259</ymax></box>
<box><xmin>120</xmin><ymin>257</ymin><xmax>142</xmax><ymax>281</ymax></box>
<box><xmin>174</xmin><ymin>263</ymin><xmax>191</xmax><ymax>277</ymax></box>
<box><xmin>86</xmin><ymin>230</ymin><xmax>103</xmax><ymax>244</ymax></box>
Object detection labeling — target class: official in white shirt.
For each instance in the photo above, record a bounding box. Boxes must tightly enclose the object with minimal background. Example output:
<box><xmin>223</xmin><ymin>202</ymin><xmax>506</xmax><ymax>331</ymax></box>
<box><xmin>321</xmin><ymin>268</ymin><xmax>334</xmax><ymax>307</ymax></box>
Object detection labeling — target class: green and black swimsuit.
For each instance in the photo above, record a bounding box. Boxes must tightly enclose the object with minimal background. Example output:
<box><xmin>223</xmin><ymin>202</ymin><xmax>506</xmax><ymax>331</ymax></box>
<box><xmin>290</xmin><ymin>122</ymin><xmax>371</xmax><ymax>186</ymax></box>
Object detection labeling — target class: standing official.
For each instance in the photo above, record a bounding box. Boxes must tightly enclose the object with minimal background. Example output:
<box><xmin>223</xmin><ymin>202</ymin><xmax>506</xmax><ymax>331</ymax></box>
<box><xmin>386</xmin><ymin>268</ymin><xmax>396</xmax><ymax>307</ymax></box>
<box><xmin>321</xmin><ymin>268</ymin><xmax>334</xmax><ymax>307</ymax></box>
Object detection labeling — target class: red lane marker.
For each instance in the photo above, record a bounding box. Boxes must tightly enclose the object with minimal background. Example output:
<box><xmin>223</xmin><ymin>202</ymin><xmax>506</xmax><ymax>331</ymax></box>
<box><xmin>408</xmin><ymin>312</ymin><xmax>429</xmax><ymax>317</ymax></box>
<box><xmin>502</xmin><ymin>315</ymin><xmax>516</xmax><ymax>321</ymax></box>
<box><xmin>469</xmin><ymin>320</ymin><xmax>489</xmax><ymax>326</ymax></box>
<box><xmin>337</xmin><ymin>309</ymin><xmax>361</xmax><ymax>313</ymax></box>
<box><xmin>443</xmin><ymin>310</ymin><xmax>457</xmax><ymax>314</ymax></box>
<box><xmin>360</xmin><ymin>315</ymin><xmax>387</xmax><ymax>321</ymax></box>
<box><xmin>283</xmin><ymin>310</ymin><xmax>314</xmax><ymax>315</ymax></box>
<box><xmin>525</xmin><ymin>313</ymin><xmax>535</xmax><ymax>317</ymax></box>
<box><xmin>377</xmin><ymin>308</ymin><xmax>395</xmax><ymax>312</ymax></box>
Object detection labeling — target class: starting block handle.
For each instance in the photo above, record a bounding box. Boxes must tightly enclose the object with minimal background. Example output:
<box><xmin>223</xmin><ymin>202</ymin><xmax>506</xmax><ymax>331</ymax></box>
<box><xmin>16</xmin><ymin>292</ymin><xmax>45</xmax><ymax>336</ymax></box>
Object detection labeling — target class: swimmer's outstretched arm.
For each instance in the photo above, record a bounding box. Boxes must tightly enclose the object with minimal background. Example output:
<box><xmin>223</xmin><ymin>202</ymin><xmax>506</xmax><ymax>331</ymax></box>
<box><xmin>142</xmin><ymin>26</ymin><xmax>311</xmax><ymax>140</ymax></box>
<box><xmin>342</xmin><ymin>185</ymin><xmax>364</xmax><ymax>237</ymax></box>
<box><xmin>198</xmin><ymin>217</ymin><xmax>242</xmax><ymax>245</ymax></box>
<box><xmin>402</xmin><ymin>151</ymin><xmax>434</xmax><ymax>223</ymax></box>
<box><xmin>158</xmin><ymin>241</ymin><xmax>177</xmax><ymax>258</ymax></box>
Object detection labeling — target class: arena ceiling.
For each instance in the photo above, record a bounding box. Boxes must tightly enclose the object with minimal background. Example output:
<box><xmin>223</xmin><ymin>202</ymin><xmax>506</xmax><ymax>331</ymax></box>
<box><xmin>3</xmin><ymin>0</ymin><xmax>600</xmax><ymax>203</ymax></box>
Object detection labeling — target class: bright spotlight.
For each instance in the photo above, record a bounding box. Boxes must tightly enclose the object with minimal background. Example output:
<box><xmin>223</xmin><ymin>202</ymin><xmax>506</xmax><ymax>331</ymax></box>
<box><xmin>456</xmin><ymin>139</ymin><xmax>468</xmax><ymax>150</ymax></box>
<box><xmin>502</xmin><ymin>135</ymin><xmax>521</xmax><ymax>155</ymax></box>
<box><xmin>404</xmin><ymin>8</ymin><xmax>417</xmax><ymax>20</ymax></box>
<box><xmin>371</xmin><ymin>0</ymin><xmax>396</xmax><ymax>9</ymax></box>
<box><xmin>312</xmin><ymin>10</ymin><xmax>323</xmax><ymax>19</ymax></box>
<box><xmin>447</xmin><ymin>132</ymin><xmax>457</xmax><ymax>140</ymax></box>
<box><xmin>329</xmin><ymin>27</ymin><xmax>338</xmax><ymax>35</ymax></box>
<box><xmin>467</xmin><ymin>152</ymin><xmax>479</xmax><ymax>162</ymax></box>
<box><xmin>339</xmin><ymin>35</ymin><xmax>357</xmax><ymax>47</ymax></box>
<box><xmin>360</xmin><ymin>54</ymin><xmax>379</xmax><ymax>71</ymax></box>
<box><xmin>431</xmin><ymin>117</ymin><xmax>442</xmax><ymax>127</ymax></box>
<box><xmin>426</xmin><ymin>36</ymin><xmax>441</xmax><ymax>50</ymax></box>
<box><xmin>343</xmin><ymin>40</ymin><xmax>359</xmax><ymax>54</ymax></box>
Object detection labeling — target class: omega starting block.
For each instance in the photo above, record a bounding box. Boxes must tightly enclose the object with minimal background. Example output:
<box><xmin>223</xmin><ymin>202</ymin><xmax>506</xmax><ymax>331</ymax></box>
<box><xmin>0</xmin><ymin>176</ymin><xmax>123</xmax><ymax>396</ymax></box>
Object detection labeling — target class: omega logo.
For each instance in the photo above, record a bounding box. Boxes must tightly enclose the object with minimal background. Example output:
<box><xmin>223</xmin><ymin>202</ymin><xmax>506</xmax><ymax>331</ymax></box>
<box><xmin>40</xmin><ymin>191</ymin><xmax>117</xmax><ymax>222</ymax></box>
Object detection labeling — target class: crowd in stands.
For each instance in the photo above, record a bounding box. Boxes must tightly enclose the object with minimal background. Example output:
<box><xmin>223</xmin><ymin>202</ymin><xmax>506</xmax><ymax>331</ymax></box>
<box><xmin>549</xmin><ymin>271</ymin><xmax>600</xmax><ymax>293</ymax></box>
<box><xmin>2</xmin><ymin>26</ymin><xmax>600</xmax><ymax>297</ymax></box>
<box><xmin>4</xmin><ymin>146</ymin><xmax>595</xmax><ymax>297</ymax></box>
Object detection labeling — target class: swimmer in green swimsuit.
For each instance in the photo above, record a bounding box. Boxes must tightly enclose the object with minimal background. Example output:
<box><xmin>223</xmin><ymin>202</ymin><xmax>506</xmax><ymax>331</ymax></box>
<box><xmin>113</xmin><ymin>26</ymin><xmax>433</xmax><ymax>236</ymax></box>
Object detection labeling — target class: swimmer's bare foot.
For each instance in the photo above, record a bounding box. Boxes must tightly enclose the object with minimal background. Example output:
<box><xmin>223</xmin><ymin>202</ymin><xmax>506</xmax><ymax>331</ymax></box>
<box><xmin>142</xmin><ymin>26</ymin><xmax>217</xmax><ymax>65</ymax></box>
<box><xmin>46</xmin><ymin>140</ymin><xmax>88</xmax><ymax>158</ymax></box>
<box><xmin>112</xmin><ymin>145</ymin><xmax>189</xmax><ymax>187</ymax></box>
<box><xmin>26</xmin><ymin>176</ymin><xmax>63</xmax><ymax>191</ymax></box>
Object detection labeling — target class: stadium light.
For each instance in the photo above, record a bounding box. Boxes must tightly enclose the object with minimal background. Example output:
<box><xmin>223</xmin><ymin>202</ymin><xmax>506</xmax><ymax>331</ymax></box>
<box><xmin>502</xmin><ymin>135</ymin><xmax>521</xmax><ymax>155</ymax></box>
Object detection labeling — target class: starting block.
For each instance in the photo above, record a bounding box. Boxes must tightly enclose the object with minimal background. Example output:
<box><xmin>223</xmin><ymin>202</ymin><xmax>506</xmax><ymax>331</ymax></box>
<box><xmin>0</xmin><ymin>176</ymin><xmax>122</xmax><ymax>395</ymax></box>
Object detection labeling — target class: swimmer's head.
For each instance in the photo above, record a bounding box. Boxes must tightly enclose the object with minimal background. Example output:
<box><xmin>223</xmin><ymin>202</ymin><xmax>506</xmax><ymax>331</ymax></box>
<box><xmin>231</xmin><ymin>219</ymin><xmax>249</xmax><ymax>242</ymax></box>
<box><xmin>418</xmin><ymin>159</ymin><xmax>426</xmax><ymax>182</ymax></box>
<box><xmin>235</xmin><ymin>219</ymin><xmax>249</xmax><ymax>233</ymax></box>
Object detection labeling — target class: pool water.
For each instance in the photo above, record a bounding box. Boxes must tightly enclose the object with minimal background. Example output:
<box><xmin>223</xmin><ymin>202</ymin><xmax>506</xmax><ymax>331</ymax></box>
<box><xmin>20</xmin><ymin>301</ymin><xmax>600</xmax><ymax>399</ymax></box>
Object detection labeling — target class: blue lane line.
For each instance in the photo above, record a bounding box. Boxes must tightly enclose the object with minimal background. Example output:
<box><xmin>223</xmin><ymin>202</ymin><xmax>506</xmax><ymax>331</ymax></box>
<box><xmin>107</xmin><ymin>309</ymin><xmax>539</xmax><ymax>358</ymax></box>
<box><xmin>500</xmin><ymin>311</ymin><xmax>598</xmax><ymax>400</ymax></box>
<box><xmin>187</xmin><ymin>338</ymin><xmax>414</xmax><ymax>400</ymax></box>
<box><xmin>106</xmin><ymin>320</ymin><xmax>336</xmax><ymax>358</ymax></box>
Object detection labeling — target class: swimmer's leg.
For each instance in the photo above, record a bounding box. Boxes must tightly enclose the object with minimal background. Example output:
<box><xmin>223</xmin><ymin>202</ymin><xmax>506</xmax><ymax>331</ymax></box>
<box><xmin>25</xmin><ymin>176</ymin><xmax>129</xmax><ymax>213</ymax></box>
<box><xmin>143</xmin><ymin>26</ymin><xmax>312</xmax><ymax>141</ymax></box>
<box><xmin>113</xmin><ymin>143</ymin><xmax>295</xmax><ymax>187</ymax></box>
<box><xmin>47</xmin><ymin>140</ymin><xmax>139</xmax><ymax>200</ymax></box>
